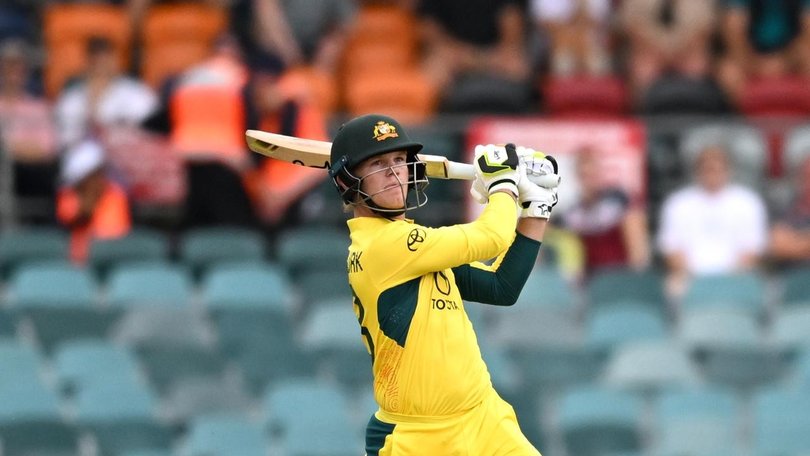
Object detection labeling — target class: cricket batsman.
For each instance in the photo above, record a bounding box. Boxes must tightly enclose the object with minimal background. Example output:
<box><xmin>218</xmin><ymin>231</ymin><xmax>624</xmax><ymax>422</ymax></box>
<box><xmin>328</xmin><ymin>114</ymin><xmax>558</xmax><ymax>455</ymax></box>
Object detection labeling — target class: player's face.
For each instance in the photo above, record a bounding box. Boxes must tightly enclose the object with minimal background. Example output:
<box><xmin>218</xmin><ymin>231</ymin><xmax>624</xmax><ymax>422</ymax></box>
<box><xmin>356</xmin><ymin>150</ymin><xmax>409</xmax><ymax>209</ymax></box>
<box><xmin>696</xmin><ymin>147</ymin><xmax>730</xmax><ymax>192</ymax></box>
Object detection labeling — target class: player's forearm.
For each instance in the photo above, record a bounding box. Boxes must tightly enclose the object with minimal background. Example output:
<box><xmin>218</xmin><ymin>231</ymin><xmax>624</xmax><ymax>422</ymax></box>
<box><xmin>516</xmin><ymin>217</ymin><xmax>547</xmax><ymax>242</ymax></box>
<box><xmin>453</xmin><ymin>232</ymin><xmax>540</xmax><ymax>306</ymax></box>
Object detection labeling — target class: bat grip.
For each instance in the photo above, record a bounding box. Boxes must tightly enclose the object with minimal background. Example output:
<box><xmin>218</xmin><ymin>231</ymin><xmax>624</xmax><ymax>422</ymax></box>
<box><xmin>447</xmin><ymin>162</ymin><xmax>560</xmax><ymax>188</ymax></box>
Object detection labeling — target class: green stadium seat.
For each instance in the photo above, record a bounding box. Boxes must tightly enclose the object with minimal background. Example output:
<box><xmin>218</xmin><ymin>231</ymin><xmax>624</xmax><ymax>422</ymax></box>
<box><xmin>75</xmin><ymin>381</ymin><xmax>171</xmax><ymax>456</ymax></box>
<box><xmin>88</xmin><ymin>228</ymin><xmax>170</xmax><ymax>280</ymax></box>
<box><xmin>770</xmin><ymin>305</ymin><xmax>810</xmax><ymax>351</ymax></box>
<box><xmin>203</xmin><ymin>262</ymin><xmax>304</xmax><ymax>393</ymax></box>
<box><xmin>0</xmin><ymin>380</ymin><xmax>77</xmax><ymax>455</ymax></box>
<box><xmin>161</xmin><ymin>376</ymin><xmax>253</xmax><ymax>424</ymax></box>
<box><xmin>557</xmin><ymin>386</ymin><xmax>643</xmax><ymax>456</ymax></box>
<box><xmin>107</xmin><ymin>262</ymin><xmax>192</xmax><ymax>308</ymax></box>
<box><xmin>294</xmin><ymin>269</ymin><xmax>352</xmax><ymax>304</ymax></box>
<box><xmin>678</xmin><ymin>308</ymin><xmax>785</xmax><ymax>388</ymax></box>
<box><xmin>753</xmin><ymin>388</ymin><xmax>810</xmax><ymax>456</ymax></box>
<box><xmin>264</xmin><ymin>380</ymin><xmax>362</xmax><ymax>456</ymax></box>
<box><xmin>300</xmin><ymin>305</ymin><xmax>372</xmax><ymax>388</ymax></box>
<box><xmin>179</xmin><ymin>227</ymin><xmax>266</xmax><ymax>279</ymax></box>
<box><xmin>276</xmin><ymin>226</ymin><xmax>349</xmax><ymax>278</ymax></box>
<box><xmin>781</xmin><ymin>266</ymin><xmax>810</xmax><ymax>307</ymax></box>
<box><xmin>8</xmin><ymin>262</ymin><xmax>111</xmax><ymax>351</ymax></box>
<box><xmin>516</xmin><ymin>267</ymin><xmax>577</xmax><ymax>310</ymax></box>
<box><xmin>485</xmin><ymin>297</ymin><xmax>601</xmax><ymax>391</ymax></box>
<box><xmin>182</xmin><ymin>414</ymin><xmax>268</xmax><ymax>456</ymax></box>
<box><xmin>585</xmin><ymin>303</ymin><xmax>668</xmax><ymax>354</ymax></box>
<box><xmin>651</xmin><ymin>387</ymin><xmax>742</xmax><ymax>456</ymax></box>
<box><xmin>111</xmin><ymin>307</ymin><xmax>225</xmax><ymax>394</ymax></box>
<box><xmin>0</xmin><ymin>339</ymin><xmax>44</xmax><ymax>385</ymax></box>
<box><xmin>586</xmin><ymin>267</ymin><xmax>666</xmax><ymax>312</ymax></box>
<box><xmin>0</xmin><ymin>227</ymin><xmax>68</xmax><ymax>278</ymax></box>
<box><xmin>681</xmin><ymin>272</ymin><xmax>766</xmax><ymax>315</ymax></box>
<box><xmin>602</xmin><ymin>341</ymin><xmax>701</xmax><ymax>393</ymax></box>
<box><xmin>53</xmin><ymin>339</ymin><xmax>142</xmax><ymax>396</ymax></box>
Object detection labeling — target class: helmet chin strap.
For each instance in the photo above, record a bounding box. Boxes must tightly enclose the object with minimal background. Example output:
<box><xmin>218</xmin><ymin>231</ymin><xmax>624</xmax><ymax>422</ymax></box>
<box><xmin>359</xmin><ymin>187</ymin><xmax>407</xmax><ymax>217</ymax></box>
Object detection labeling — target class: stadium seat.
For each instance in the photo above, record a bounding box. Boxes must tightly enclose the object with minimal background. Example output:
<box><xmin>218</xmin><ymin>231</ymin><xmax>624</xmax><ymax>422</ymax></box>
<box><xmin>585</xmin><ymin>303</ymin><xmax>668</xmax><ymax>354</ymax></box>
<box><xmin>639</xmin><ymin>74</ymin><xmax>731</xmax><ymax>115</ymax></box>
<box><xmin>515</xmin><ymin>267</ymin><xmax>577</xmax><ymax>310</ymax></box>
<box><xmin>0</xmin><ymin>379</ymin><xmax>77</xmax><ymax>455</ymax></box>
<box><xmin>753</xmin><ymin>387</ymin><xmax>810</xmax><ymax>455</ymax></box>
<box><xmin>53</xmin><ymin>339</ymin><xmax>142</xmax><ymax>396</ymax></box>
<box><xmin>300</xmin><ymin>305</ymin><xmax>372</xmax><ymax>388</ymax></box>
<box><xmin>75</xmin><ymin>381</ymin><xmax>171</xmax><ymax>456</ymax></box>
<box><xmin>264</xmin><ymin>380</ymin><xmax>362</xmax><ymax>456</ymax></box>
<box><xmin>107</xmin><ymin>262</ymin><xmax>193</xmax><ymax>308</ymax></box>
<box><xmin>586</xmin><ymin>267</ymin><xmax>666</xmax><ymax>312</ymax></box>
<box><xmin>161</xmin><ymin>376</ymin><xmax>253</xmax><ymax>425</ymax></box>
<box><xmin>344</xmin><ymin>69</ymin><xmax>439</xmax><ymax>124</ymax></box>
<box><xmin>678</xmin><ymin>308</ymin><xmax>784</xmax><ymax>388</ymax></box>
<box><xmin>542</xmin><ymin>75</ymin><xmax>629</xmax><ymax>118</ymax></box>
<box><xmin>602</xmin><ymin>341</ymin><xmax>701</xmax><ymax>393</ymax></box>
<box><xmin>738</xmin><ymin>76</ymin><xmax>810</xmax><ymax>117</ymax></box>
<box><xmin>557</xmin><ymin>386</ymin><xmax>644</xmax><ymax>456</ymax></box>
<box><xmin>0</xmin><ymin>227</ymin><xmax>68</xmax><ymax>278</ymax></box>
<box><xmin>783</xmin><ymin>124</ymin><xmax>810</xmax><ymax>174</ymax></box>
<box><xmin>680</xmin><ymin>123</ymin><xmax>768</xmax><ymax>190</ymax></box>
<box><xmin>771</xmin><ymin>306</ymin><xmax>810</xmax><ymax>352</ymax></box>
<box><xmin>120</xmin><ymin>450</ymin><xmax>172</xmax><ymax>456</ymax></box>
<box><xmin>140</xmin><ymin>3</ymin><xmax>228</xmax><ymax>88</ymax></box>
<box><xmin>42</xmin><ymin>3</ymin><xmax>131</xmax><ymax>96</ymax></box>
<box><xmin>780</xmin><ymin>266</ymin><xmax>810</xmax><ymax>307</ymax></box>
<box><xmin>0</xmin><ymin>339</ymin><xmax>44</xmax><ymax>385</ymax></box>
<box><xmin>651</xmin><ymin>387</ymin><xmax>742</xmax><ymax>456</ymax></box>
<box><xmin>276</xmin><ymin>226</ymin><xmax>349</xmax><ymax>278</ymax></box>
<box><xmin>294</xmin><ymin>269</ymin><xmax>352</xmax><ymax>304</ymax></box>
<box><xmin>181</xmin><ymin>414</ymin><xmax>268</xmax><ymax>456</ymax></box>
<box><xmin>203</xmin><ymin>262</ymin><xmax>303</xmax><ymax>392</ymax></box>
<box><xmin>179</xmin><ymin>227</ymin><xmax>267</xmax><ymax>280</ymax></box>
<box><xmin>8</xmin><ymin>262</ymin><xmax>110</xmax><ymax>351</ymax></box>
<box><xmin>681</xmin><ymin>272</ymin><xmax>766</xmax><ymax>315</ymax></box>
<box><xmin>88</xmin><ymin>228</ymin><xmax>170</xmax><ymax>280</ymax></box>
<box><xmin>111</xmin><ymin>307</ymin><xmax>224</xmax><ymax>393</ymax></box>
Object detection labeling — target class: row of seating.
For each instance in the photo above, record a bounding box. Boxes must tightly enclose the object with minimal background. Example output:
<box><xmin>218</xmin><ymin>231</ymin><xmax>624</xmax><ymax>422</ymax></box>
<box><xmin>3</xmin><ymin>330</ymin><xmax>810</xmax><ymax>456</ymax></box>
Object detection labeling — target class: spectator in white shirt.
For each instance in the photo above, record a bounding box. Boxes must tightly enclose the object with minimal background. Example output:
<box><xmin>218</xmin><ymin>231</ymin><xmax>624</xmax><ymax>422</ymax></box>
<box><xmin>54</xmin><ymin>36</ymin><xmax>157</xmax><ymax>148</ymax></box>
<box><xmin>657</xmin><ymin>144</ymin><xmax>768</xmax><ymax>298</ymax></box>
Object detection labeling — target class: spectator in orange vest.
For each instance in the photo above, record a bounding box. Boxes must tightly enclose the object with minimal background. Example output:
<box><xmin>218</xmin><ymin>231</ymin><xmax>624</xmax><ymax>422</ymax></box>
<box><xmin>243</xmin><ymin>51</ymin><xmax>327</xmax><ymax>227</ymax></box>
<box><xmin>56</xmin><ymin>140</ymin><xmax>131</xmax><ymax>264</ymax></box>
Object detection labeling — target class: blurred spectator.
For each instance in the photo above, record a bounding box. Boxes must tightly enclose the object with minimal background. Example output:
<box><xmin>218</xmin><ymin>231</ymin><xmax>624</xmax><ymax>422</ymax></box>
<box><xmin>657</xmin><ymin>145</ymin><xmax>768</xmax><ymax>298</ymax></box>
<box><xmin>558</xmin><ymin>146</ymin><xmax>651</xmax><ymax>277</ymax></box>
<box><xmin>531</xmin><ymin>0</ymin><xmax>613</xmax><ymax>76</ymax></box>
<box><xmin>770</xmin><ymin>156</ymin><xmax>810</xmax><ymax>266</ymax></box>
<box><xmin>717</xmin><ymin>0</ymin><xmax>810</xmax><ymax>102</ymax></box>
<box><xmin>54</xmin><ymin>35</ymin><xmax>158</xmax><ymax>148</ymax></box>
<box><xmin>151</xmin><ymin>33</ymin><xmax>258</xmax><ymax>228</ymax></box>
<box><xmin>0</xmin><ymin>38</ymin><xmax>58</xmax><ymax>205</ymax></box>
<box><xmin>618</xmin><ymin>0</ymin><xmax>716</xmax><ymax>100</ymax></box>
<box><xmin>0</xmin><ymin>1</ymin><xmax>37</xmax><ymax>42</ymax></box>
<box><xmin>243</xmin><ymin>52</ymin><xmax>327</xmax><ymax>227</ymax></box>
<box><xmin>418</xmin><ymin>0</ymin><xmax>533</xmax><ymax>113</ymax></box>
<box><xmin>56</xmin><ymin>139</ymin><xmax>131</xmax><ymax>264</ymax></box>
<box><xmin>248</xmin><ymin>0</ymin><xmax>356</xmax><ymax>74</ymax></box>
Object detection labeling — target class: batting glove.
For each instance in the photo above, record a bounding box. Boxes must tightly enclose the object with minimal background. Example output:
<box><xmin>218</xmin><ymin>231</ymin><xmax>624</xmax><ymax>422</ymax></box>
<box><xmin>473</xmin><ymin>143</ymin><xmax>521</xmax><ymax>198</ymax></box>
<box><xmin>516</xmin><ymin>146</ymin><xmax>559</xmax><ymax>184</ymax></box>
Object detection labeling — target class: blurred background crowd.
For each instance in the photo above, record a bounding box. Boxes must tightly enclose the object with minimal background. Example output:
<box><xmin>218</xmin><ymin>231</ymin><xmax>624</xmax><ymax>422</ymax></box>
<box><xmin>1</xmin><ymin>0</ymin><xmax>810</xmax><ymax>455</ymax></box>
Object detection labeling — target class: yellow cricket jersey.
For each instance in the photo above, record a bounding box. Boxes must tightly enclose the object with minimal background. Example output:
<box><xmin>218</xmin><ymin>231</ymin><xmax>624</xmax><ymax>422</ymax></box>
<box><xmin>345</xmin><ymin>193</ymin><xmax>522</xmax><ymax>417</ymax></box>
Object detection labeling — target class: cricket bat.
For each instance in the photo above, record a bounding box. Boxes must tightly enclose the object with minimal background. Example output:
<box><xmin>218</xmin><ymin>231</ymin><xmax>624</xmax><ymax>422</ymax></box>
<box><xmin>245</xmin><ymin>129</ymin><xmax>560</xmax><ymax>188</ymax></box>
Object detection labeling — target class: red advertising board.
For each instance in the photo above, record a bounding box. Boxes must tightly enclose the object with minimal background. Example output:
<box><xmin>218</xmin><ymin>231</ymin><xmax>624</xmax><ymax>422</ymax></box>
<box><xmin>464</xmin><ymin>117</ymin><xmax>647</xmax><ymax>220</ymax></box>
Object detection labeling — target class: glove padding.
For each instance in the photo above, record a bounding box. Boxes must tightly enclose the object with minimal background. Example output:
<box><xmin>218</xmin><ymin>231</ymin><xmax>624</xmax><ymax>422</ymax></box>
<box><xmin>473</xmin><ymin>143</ymin><xmax>520</xmax><ymax>198</ymax></box>
<box><xmin>517</xmin><ymin>146</ymin><xmax>559</xmax><ymax>181</ymax></box>
<box><xmin>517</xmin><ymin>148</ymin><xmax>559</xmax><ymax>219</ymax></box>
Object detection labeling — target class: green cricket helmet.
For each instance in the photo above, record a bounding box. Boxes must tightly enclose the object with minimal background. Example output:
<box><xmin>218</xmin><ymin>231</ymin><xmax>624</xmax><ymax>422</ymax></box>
<box><xmin>329</xmin><ymin>114</ymin><xmax>428</xmax><ymax>210</ymax></box>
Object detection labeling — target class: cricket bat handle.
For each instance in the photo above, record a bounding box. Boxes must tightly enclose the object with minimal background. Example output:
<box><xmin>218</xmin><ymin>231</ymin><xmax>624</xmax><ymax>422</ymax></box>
<box><xmin>444</xmin><ymin>161</ymin><xmax>561</xmax><ymax>189</ymax></box>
